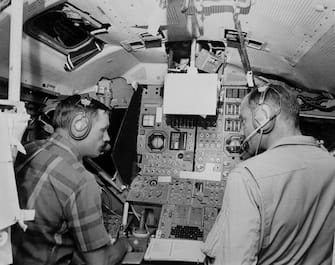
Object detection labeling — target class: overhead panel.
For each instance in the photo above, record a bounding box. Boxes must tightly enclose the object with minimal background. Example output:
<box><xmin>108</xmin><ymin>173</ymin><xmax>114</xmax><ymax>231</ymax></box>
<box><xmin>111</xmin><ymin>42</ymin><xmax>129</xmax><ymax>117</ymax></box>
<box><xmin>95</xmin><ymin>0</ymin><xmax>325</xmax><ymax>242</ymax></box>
<box><xmin>241</xmin><ymin>0</ymin><xmax>335</xmax><ymax>66</ymax></box>
<box><xmin>297</xmin><ymin>24</ymin><xmax>335</xmax><ymax>91</ymax></box>
<box><xmin>290</xmin><ymin>3</ymin><xmax>335</xmax><ymax>66</ymax></box>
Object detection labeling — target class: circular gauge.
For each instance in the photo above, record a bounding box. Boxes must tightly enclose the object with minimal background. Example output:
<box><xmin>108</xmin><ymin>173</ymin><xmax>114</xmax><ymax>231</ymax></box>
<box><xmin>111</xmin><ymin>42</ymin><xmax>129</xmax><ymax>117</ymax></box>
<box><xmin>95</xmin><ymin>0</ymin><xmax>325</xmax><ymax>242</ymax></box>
<box><xmin>147</xmin><ymin>131</ymin><xmax>168</xmax><ymax>152</ymax></box>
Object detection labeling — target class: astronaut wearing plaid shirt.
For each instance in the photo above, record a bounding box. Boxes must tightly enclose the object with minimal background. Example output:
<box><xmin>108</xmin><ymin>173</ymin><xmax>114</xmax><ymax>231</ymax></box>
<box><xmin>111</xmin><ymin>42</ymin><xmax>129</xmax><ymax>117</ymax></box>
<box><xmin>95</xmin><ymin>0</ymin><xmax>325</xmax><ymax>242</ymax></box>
<box><xmin>13</xmin><ymin>95</ymin><xmax>128</xmax><ymax>265</ymax></box>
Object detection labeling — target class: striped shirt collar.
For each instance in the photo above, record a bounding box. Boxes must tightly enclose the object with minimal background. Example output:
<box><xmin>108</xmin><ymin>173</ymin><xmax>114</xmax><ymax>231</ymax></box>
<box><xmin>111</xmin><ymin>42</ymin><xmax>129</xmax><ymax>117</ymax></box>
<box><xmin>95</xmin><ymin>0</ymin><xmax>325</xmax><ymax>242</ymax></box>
<box><xmin>48</xmin><ymin>132</ymin><xmax>81</xmax><ymax>161</ymax></box>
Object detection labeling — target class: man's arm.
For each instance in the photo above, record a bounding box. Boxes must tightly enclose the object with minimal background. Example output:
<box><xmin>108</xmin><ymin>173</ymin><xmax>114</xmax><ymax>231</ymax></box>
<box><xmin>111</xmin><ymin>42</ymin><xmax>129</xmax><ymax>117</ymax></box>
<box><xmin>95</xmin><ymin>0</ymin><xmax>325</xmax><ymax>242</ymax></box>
<box><xmin>82</xmin><ymin>246</ymin><xmax>109</xmax><ymax>265</ymax></box>
<box><xmin>82</xmin><ymin>237</ymin><xmax>130</xmax><ymax>265</ymax></box>
<box><xmin>64</xmin><ymin>173</ymin><xmax>113</xmax><ymax>264</ymax></box>
<box><xmin>107</xmin><ymin>238</ymin><xmax>131</xmax><ymax>265</ymax></box>
<box><xmin>223</xmin><ymin>167</ymin><xmax>262</xmax><ymax>264</ymax></box>
<box><xmin>204</xmin><ymin>167</ymin><xmax>262</xmax><ymax>265</ymax></box>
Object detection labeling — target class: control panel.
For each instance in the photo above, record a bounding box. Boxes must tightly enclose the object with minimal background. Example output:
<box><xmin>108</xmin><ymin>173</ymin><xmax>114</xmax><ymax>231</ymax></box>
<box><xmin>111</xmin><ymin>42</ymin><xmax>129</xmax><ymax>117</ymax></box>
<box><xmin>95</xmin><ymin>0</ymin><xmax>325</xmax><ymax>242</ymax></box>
<box><xmin>136</xmin><ymin>85</ymin><xmax>247</xmax><ymax>179</ymax></box>
<box><xmin>157</xmin><ymin>204</ymin><xmax>218</xmax><ymax>240</ymax></box>
<box><xmin>126</xmin><ymin>175</ymin><xmax>170</xmax><ymax>204</ymax></box>
<box><xmin>126</xmin><ymin>84</ymin><xmax>248</xmax><ymax>243</ymax></box>
<box><xmin>222</xmin><ymin>86</ymin><xmax>248</xmax><ymax>159</ymax></box>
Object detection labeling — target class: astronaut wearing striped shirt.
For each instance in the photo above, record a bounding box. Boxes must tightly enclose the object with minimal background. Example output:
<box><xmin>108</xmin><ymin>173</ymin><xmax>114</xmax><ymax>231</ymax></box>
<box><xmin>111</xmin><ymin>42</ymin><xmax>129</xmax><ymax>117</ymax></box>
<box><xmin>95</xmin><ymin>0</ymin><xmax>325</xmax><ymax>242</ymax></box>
<box><xmin>13</xmin><ymin>94</ymin><xmax>128</xmax><ymax>265</ymax></box>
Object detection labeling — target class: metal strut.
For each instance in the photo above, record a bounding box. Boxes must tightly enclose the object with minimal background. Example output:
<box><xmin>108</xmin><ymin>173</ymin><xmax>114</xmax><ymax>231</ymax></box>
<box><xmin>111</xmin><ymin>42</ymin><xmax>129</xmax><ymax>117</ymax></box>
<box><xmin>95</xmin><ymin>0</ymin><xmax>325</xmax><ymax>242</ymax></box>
<box><xmin>233</xmin><ymin>12</ymin><xmax>255</xmax><ymax>88</ymax></box>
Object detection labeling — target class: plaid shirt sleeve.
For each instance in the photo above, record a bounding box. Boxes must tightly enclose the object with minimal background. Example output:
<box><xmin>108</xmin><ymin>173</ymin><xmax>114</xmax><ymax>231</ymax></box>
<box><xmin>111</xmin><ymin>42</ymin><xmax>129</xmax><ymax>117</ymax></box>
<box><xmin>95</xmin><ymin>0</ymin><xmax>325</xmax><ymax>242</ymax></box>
<box><xmin>65</xmin><ymin>171</ymin><xmax>110</xmax><ymax>252</ymax></box>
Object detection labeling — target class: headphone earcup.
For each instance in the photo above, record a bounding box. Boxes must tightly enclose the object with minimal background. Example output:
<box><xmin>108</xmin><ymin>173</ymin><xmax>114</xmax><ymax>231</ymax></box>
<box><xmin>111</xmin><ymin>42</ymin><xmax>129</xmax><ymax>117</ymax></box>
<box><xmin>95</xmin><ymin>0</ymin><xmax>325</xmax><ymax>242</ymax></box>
<box><xmin>252</xmin><ymin>104</ymin><xmax>275</xmax><ymax>134</ymax></box>
<box><xmin>69</xmin><ymin>112</ymin><xmax>92</xmax><ymax>140</ymax></box>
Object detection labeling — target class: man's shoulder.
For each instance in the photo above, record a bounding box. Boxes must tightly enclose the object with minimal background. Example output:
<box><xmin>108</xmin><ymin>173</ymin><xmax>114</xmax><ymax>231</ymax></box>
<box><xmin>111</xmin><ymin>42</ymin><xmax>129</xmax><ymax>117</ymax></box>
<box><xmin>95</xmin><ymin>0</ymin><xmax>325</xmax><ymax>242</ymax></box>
<box><xmin>234</xmin><ymin>150</ymin><xmax>281</xmax><ymax>181</ymax></box>
<box><xmin>238</xmin><ymin>151</ymin><xmax>270</xmax><ymax>168</ymax></box>
<box><xmin>19</xmin><ymin>139</ymin><xmax>95</xmax><ymax>187</ymax></box>
<box><xmin>43</xmin><ymin>152</ymin><xmax>95</xmax><ymax>186</ymax></box>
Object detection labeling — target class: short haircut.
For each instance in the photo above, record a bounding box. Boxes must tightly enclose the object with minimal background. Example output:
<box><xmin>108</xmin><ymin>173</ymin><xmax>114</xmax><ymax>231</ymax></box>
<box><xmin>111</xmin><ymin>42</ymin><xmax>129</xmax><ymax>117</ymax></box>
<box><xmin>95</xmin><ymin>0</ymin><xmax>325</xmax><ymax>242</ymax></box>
<box><xmin>247</xmin><ymin>83</ymin><xmax>300</xmax><ymax>127</ymax></box>
<box><xmin>53</xmin><ymin>94</ymin><xmax>110</xmax><ymax>130</ymax></box>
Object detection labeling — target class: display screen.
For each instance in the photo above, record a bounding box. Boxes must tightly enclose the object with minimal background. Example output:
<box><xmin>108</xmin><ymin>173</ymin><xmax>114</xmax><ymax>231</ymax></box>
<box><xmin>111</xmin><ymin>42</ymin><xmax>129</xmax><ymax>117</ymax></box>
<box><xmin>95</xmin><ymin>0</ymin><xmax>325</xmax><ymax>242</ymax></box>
<box><xmin>170</xmin><ymin>132</ymin><xmax>187</xmax><ymax>150</ymax></box>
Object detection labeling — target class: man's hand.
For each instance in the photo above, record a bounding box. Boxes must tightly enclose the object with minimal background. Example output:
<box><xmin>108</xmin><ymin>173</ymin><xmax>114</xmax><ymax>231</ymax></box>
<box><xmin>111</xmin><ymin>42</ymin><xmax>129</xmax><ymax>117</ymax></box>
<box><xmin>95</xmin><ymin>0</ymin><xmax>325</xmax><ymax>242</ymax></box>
<box><xmin>107</xmin><ymin>237</ymin><xmax>132</xmax><ymax>265</ymax></box>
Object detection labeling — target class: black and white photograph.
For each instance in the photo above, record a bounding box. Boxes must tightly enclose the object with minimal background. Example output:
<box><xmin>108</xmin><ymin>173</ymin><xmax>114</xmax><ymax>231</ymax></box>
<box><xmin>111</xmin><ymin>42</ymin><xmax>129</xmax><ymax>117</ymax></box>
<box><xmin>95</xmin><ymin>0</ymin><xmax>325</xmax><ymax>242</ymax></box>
<box><xmin>0</xmin><ymin>0</ymin><xmax>335</xmax><ymax>264</ymax></box>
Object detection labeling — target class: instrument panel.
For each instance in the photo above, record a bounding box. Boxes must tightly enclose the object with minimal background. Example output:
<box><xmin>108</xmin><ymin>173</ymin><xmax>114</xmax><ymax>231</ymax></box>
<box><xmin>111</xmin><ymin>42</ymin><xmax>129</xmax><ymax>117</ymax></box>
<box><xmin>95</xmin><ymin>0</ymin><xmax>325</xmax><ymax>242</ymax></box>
<box><xmin>126</xmin><ymin>84</ymin><xmax>248</xmax><ymax>241</ymax></box>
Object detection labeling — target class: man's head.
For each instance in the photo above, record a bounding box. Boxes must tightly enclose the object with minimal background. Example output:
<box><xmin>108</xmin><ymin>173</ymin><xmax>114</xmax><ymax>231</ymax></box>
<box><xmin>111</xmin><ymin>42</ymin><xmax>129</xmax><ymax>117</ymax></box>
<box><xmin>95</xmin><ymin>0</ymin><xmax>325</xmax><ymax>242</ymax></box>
<box><xmin>53</xmin><ymin>94</ymin><xmax>110</xmax><ymax>158</ymax></box>
<box><xmin>240</xmin><ymin>83</ymin><xmax>300</xmax><ymax>155</ymax></box>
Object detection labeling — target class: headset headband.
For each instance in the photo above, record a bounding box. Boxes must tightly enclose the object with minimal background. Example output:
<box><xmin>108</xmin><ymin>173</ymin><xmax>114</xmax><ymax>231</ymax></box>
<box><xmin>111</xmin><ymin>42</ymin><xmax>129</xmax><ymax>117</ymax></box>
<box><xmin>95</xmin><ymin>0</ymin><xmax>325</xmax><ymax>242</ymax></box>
<box><xmin>63</xmin><ymin>94</ymin><xmax>110</xmax><ymax>111</ymax></box>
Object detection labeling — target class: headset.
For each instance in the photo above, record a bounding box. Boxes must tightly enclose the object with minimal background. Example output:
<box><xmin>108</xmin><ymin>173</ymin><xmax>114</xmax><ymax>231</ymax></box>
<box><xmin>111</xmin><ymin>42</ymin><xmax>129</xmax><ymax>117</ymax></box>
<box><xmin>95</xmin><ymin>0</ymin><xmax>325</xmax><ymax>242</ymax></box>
<box><xmin>241</xmin><ymin>85</ymin><xmax>281</xmax><ymax>152</ymax></box>
<box><xmin>69</xmin><ymin>111</ymin><xmax>92</xmax><ymax>140</ymax></box>
<box><xmin>65</xmin><ymin>94</ymin><xmax>109</xmax><ymax>141</ymax></box>
<box><xmin>252</xmin><ymin>85</ymin><xmax>278</xmax><ymax>133</ymax></box>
